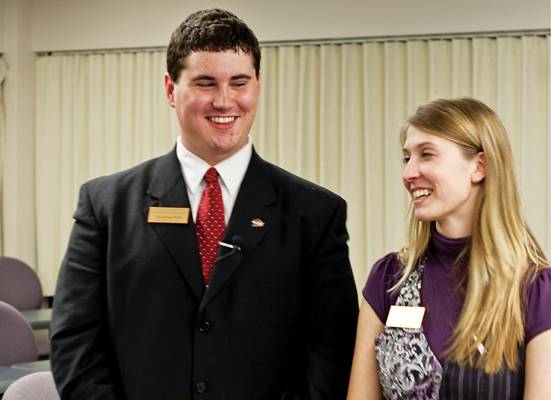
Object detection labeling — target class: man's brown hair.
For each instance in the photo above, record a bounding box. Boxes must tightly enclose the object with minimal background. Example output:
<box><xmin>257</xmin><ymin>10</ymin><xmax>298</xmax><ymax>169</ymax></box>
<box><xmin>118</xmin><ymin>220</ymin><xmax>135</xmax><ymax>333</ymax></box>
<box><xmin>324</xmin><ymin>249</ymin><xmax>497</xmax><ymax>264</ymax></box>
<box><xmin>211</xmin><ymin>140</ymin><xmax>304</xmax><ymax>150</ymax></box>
<box><xmin>167</xmin><ymin>8</ymin><xmax>261</xmax><ymax>81</ymax></box>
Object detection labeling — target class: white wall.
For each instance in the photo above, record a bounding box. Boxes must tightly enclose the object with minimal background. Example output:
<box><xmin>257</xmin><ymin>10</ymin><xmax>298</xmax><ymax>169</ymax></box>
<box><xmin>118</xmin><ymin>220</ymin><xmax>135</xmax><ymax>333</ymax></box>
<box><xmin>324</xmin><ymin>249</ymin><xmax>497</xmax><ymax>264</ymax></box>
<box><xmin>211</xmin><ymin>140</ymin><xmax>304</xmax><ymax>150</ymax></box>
<box><xmin>31</xmin><ymin>0</ymin><xmax>550</xmax><ymax>52</ymax></box>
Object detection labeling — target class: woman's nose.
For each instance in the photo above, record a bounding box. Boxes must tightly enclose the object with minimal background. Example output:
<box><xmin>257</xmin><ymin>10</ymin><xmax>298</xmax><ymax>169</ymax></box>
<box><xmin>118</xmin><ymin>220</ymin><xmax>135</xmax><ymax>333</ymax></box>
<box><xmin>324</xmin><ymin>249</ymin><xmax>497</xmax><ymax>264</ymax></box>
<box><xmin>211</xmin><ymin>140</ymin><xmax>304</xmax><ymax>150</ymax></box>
<box><xmin>402</xmin><ymin>158</ymin><xmax>420</xmax><ymax>183</ymax></box>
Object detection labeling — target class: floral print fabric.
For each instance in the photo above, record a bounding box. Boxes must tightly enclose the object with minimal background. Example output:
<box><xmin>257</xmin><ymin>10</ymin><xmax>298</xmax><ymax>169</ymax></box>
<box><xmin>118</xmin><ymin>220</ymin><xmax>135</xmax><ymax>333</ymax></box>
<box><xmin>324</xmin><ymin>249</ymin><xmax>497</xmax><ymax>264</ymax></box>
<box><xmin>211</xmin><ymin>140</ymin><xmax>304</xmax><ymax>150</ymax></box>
<box><xmin>375</xmin><ymin>265</ymin><xmax>443</xmax><ymax>399</ymax></box>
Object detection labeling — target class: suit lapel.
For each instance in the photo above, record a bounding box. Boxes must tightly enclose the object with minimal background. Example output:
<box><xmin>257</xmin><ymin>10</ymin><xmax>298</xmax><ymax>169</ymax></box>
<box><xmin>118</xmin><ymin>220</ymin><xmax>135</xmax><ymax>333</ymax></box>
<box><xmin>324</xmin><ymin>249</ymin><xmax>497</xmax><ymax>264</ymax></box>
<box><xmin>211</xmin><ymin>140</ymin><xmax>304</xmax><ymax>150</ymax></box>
<box><xmin>199</xmin><ymin>151</ymin><xmax>280</xmax><ymax>312</ymax></box>
<box><xmin>143</xmin><ymin>150</ymin><xmax>204</xmax><ymax>300</ymax></box>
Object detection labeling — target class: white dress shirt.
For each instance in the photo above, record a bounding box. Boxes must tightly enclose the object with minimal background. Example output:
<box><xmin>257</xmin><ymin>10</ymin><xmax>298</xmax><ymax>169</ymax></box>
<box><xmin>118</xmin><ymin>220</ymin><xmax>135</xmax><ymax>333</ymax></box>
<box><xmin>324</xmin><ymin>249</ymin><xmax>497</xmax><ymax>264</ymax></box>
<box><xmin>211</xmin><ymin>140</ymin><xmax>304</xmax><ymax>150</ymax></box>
<box><xmin>176</xmin><ymin>136</ymin><xmax>252</xmax><ymax>225</ymax></box>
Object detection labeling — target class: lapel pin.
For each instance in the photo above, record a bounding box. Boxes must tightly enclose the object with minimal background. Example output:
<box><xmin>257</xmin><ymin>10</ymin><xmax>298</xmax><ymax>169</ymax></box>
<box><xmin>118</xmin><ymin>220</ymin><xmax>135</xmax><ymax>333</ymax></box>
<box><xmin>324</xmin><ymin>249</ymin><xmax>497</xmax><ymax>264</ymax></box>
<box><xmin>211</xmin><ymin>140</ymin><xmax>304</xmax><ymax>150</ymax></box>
<box><xmin>250</xmin><ymin>218</ymin><xmax>265</xmax><ymax>228</ymax></box>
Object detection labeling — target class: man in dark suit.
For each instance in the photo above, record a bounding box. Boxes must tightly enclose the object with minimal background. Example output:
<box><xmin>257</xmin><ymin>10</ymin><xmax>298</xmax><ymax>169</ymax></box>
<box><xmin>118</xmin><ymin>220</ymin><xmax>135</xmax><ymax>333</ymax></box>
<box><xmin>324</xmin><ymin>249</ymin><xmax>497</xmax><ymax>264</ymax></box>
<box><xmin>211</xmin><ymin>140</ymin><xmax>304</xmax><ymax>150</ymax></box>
<box><xmin>51</xmin><ymin>8</ymin><xmax>358</xmax><ymax>400</ymax></box>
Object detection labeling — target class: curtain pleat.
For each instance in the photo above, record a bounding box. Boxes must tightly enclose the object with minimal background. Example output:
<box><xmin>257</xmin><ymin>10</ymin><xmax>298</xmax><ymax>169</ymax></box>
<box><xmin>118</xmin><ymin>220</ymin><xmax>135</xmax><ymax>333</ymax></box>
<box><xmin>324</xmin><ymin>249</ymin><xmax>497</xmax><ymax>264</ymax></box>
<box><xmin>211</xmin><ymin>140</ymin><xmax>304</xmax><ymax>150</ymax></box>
<box><xmin>35</xmin><ymin>36</ymin><xmax>551</xmax><ymax>294</ymax></box>
<box><xmin>381</xmin><ymin>42</ymin><xmax>409</xmax><ymax>255</ymax></box>
<box><xmin>362</xmin><ymin>43</ymin><xmax>387</xmax><ymax>287</ymax></box>
<box><xmin>0</xmin><ymin>58</ymin><xmax>7</xmax><ymax>255</ymax></box>
<box><xmin>451</xmin><ymin>39</ymin><xmax>472</xmax><ymax>97</ymax></box>
<box><xmin>548</xmin><ymin>37</ymin><xmax>551</xmax><ymax>255</ymax></box>
<box><xmin>517</xmin><ymin>37</ymin><xmax>549</xmax><ymax>248</ymax></box>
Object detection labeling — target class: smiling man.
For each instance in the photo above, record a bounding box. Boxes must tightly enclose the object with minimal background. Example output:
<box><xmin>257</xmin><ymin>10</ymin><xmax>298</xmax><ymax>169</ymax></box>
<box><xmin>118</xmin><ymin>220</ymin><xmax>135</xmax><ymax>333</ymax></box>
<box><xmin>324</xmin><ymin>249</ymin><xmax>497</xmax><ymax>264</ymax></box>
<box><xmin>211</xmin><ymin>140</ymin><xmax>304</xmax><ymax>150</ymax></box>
<box><xmin>50</xmin><ymin>9</ymin><xmax>358</xmax><ymax>400</ymax></box>
<box><xmin>166</xmin><ymin>50</ymin><xmax>259</xmax><ymax>165</ymax></box>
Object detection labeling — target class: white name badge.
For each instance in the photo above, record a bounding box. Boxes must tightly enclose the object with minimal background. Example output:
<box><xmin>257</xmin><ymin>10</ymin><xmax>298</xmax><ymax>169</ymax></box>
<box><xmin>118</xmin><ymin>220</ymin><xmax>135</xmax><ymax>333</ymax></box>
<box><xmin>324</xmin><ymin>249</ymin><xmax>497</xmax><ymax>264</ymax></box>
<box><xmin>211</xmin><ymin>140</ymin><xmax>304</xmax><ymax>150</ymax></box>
<box><xmin>385</xmin><ymin>305</ymin><xmax>425</xmax><ymax>329</ymax></box>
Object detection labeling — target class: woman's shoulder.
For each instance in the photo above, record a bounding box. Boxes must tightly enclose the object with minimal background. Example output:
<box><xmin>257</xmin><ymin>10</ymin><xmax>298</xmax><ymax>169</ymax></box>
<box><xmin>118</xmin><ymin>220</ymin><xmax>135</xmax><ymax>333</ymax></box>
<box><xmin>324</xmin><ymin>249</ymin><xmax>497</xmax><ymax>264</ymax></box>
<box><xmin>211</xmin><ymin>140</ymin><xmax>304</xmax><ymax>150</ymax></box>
<box><xmin>367</xmin><ymin>252</ymin><xmax>403</xmax><ymax>283</ymax></box>
<box><xmin>525</xmin><ymin>266</ymin><xmax>551</xmax><ymax>342</ymax></box>
<box><xmin>362</xmin><ymin>252</ymin><xmax>403</xmax><ymax>323</ymax></box>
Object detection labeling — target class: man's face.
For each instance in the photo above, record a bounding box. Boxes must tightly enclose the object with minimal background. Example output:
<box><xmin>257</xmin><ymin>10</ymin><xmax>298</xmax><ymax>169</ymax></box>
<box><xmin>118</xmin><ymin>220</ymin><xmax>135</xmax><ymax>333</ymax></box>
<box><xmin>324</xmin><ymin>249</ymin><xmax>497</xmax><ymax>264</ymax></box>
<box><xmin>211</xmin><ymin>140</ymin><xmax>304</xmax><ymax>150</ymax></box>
<box><xmin>165</xmin><ymin>50</ymin><xmax>260</xmax><ymax>165</ymax></box>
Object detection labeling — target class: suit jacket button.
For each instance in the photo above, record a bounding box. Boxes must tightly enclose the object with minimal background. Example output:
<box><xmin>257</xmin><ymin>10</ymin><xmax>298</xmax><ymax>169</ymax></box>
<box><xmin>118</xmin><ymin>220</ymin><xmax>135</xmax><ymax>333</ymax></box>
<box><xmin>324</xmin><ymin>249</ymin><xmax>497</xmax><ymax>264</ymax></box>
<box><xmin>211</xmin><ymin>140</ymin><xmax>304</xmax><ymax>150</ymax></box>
<box><xmin>195</xmin><ymin>381</ymin><xmax>207</xmax><ymax>393</ymax></box>
<box><xmin>199</xmin><ymin>320</ymin><xmax>212</xmax><ymax>333</ymax></box>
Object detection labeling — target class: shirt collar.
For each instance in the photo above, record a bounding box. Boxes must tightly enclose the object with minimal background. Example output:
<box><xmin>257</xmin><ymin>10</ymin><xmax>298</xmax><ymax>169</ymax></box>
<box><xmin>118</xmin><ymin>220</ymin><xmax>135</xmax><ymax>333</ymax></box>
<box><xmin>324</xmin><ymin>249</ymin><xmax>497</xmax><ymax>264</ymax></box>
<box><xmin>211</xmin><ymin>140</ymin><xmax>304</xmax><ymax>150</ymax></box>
<box><xmin>176</xmin><ymin>136</ymin><xmax>252</xmax><ymax>195</ymax></box>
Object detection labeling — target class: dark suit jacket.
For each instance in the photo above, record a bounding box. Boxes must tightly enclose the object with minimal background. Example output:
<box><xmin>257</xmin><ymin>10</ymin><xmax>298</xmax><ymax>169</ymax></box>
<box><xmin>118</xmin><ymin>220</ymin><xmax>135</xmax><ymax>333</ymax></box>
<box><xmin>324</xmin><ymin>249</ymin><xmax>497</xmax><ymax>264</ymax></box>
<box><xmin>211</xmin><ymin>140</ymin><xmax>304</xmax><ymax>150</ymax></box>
<box><xmin>51</xmin><ymin>149</ymin><xmax>359</xmax><ymax>400</ymax></box>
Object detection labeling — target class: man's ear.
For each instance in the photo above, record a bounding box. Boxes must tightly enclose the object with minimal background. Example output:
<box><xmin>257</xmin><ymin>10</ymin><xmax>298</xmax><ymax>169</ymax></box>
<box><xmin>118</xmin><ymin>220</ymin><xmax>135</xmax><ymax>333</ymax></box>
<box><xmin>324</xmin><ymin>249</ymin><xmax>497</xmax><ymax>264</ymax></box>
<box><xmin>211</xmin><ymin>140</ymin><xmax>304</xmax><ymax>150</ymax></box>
<box><xmin>164</xmin><ymin>73</ymin><xmax>176</xmax><ymax>107</ymax></box>
<box><xmin>472</xmin><ymin>152</ymin><xmax>487</xmax><ymax>183</ymax></box>
<box><xmin>254</xmin><ymin>72</ymin><xmax>261</xmax><ymax>92</ymax></box>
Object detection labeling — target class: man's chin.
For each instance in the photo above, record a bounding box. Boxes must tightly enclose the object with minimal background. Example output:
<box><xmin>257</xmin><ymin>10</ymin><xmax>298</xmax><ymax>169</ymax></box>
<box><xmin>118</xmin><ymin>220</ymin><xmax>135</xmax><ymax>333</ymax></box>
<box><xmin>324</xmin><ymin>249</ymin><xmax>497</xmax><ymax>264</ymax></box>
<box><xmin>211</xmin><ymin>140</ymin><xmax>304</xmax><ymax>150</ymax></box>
<box><xmin>212</xmin><ymin>137</ymin><xmax>247</xmax><ymax>153</ymax></box>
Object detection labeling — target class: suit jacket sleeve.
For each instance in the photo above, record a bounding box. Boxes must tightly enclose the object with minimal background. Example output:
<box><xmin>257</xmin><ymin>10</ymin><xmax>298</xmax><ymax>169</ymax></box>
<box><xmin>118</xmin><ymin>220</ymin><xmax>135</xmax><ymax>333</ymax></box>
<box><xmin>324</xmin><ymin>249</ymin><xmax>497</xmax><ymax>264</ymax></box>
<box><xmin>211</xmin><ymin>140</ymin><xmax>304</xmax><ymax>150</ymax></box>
<box><xmin>50</xmin><ymin>183</ymin><xmax>124</xmax><ymax>399</ymax></box>
<box><xmin>294</xmin><ymin>196</ymin><xmax>359</xmax><ymax>399</ymax></box>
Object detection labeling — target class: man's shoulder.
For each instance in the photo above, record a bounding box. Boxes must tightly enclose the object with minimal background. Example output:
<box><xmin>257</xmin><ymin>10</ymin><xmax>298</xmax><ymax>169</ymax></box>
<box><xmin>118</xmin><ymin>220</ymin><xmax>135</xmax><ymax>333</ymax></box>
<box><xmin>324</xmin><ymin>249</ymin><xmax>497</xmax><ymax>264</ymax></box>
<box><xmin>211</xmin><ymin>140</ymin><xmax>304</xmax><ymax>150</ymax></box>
<box><xmin>84</xmin><ymin>150</ymin><xmax>175</xmax><ymax>193</ymax></box>
<box><xmin>258</xmin><ymin>157</ymin><xmax>344</xmax><ymax>206</ymax></box>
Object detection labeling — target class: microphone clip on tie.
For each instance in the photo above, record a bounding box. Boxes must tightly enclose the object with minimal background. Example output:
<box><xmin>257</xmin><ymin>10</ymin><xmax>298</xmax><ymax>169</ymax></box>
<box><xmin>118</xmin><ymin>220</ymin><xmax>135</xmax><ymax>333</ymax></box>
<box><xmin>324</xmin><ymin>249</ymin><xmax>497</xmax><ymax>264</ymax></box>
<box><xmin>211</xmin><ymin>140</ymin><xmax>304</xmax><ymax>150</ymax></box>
<box><xmin>219</xmin><ymin>241</ymin><xmax>242</xmax><ymax>252</ymax></box>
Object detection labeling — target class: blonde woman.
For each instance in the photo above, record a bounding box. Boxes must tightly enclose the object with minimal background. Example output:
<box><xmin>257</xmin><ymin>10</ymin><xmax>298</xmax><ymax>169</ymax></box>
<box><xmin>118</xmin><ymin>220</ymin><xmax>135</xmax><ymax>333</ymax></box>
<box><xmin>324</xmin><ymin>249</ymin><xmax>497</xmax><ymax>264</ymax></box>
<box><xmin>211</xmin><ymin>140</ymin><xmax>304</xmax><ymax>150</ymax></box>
<box><xmin>348</xmin><ymin>97</ymin><xmax>551</xmax><ymax>399</ymax></box>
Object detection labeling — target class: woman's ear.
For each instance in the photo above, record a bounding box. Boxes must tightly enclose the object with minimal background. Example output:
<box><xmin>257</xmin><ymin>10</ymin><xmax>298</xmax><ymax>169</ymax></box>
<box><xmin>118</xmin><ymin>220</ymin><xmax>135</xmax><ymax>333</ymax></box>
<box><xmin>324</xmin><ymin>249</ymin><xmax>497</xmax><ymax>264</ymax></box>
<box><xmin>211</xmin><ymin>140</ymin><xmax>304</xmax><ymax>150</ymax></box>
<box><xmin>472</xmin><ymin>152</ymin><xmax>487</xmax><ymax>183</ymax></box>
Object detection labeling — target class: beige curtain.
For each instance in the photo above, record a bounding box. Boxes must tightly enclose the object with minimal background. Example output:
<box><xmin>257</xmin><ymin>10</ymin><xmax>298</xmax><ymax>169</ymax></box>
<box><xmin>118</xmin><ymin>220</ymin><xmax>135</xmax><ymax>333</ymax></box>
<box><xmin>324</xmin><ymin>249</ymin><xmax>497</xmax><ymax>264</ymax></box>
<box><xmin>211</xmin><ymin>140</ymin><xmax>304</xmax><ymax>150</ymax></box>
<box><xmin>254</xmin><ymin>36</ymin><xmax>551</xmax><ymax>288</ymax></box>
<box><xmin>0</xmin><ymin>57</ymin><xmax>7</xmax><ymax>255</ymax></box>
<box><xmin>35</xmin><ymin>51</ymin><xmax>179</xmax><ymax>293</ymax></box>
<box><xmin>35</xmin><ymin>35</ymin><xmax>550</xmax><ymax>295</ymax></box>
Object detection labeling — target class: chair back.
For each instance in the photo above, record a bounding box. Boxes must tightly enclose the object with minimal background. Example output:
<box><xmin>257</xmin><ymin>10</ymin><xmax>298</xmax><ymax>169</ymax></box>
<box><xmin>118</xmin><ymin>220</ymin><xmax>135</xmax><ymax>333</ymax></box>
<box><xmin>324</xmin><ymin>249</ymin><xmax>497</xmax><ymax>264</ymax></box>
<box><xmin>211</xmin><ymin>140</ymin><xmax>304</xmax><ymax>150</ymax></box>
<box><xmin>3</xmin><ymin>371</ymin><xmax>60</xmax><ymax>400</ymax></box>
<box><xmin>0</xmin><ymin>257</ymin><xmax>43</xmax><ymax>310</ymax></box>
<box><xmin>0</xmin><ymin>301</ymin><xmax>38</xmax><ymax>365</ymax></box>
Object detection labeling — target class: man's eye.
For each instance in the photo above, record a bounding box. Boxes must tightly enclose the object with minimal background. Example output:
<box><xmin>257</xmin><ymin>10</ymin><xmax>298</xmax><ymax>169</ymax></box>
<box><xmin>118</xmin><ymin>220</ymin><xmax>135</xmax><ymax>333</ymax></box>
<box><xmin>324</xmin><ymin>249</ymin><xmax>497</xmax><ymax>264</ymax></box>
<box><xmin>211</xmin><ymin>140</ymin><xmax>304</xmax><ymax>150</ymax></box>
<box><xmin>232</xmin><ymin>80</ymin><xmax>248</xmax><ymax>87</ymax></box>
<box><xmin>196</xmin><ymin>82</ymin><xmax>215</xmax><ymax>87</ymax></box>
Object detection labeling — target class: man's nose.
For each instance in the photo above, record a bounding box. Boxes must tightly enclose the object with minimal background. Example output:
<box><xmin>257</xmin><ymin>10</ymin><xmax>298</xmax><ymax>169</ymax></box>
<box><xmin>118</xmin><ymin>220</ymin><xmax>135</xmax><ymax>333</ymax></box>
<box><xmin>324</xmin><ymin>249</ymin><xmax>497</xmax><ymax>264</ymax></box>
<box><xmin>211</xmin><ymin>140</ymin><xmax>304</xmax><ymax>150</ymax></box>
<box><xmin>212</xmin><ymin>87</ymin><xmax>231</xmax><ymax>109</ymax></box>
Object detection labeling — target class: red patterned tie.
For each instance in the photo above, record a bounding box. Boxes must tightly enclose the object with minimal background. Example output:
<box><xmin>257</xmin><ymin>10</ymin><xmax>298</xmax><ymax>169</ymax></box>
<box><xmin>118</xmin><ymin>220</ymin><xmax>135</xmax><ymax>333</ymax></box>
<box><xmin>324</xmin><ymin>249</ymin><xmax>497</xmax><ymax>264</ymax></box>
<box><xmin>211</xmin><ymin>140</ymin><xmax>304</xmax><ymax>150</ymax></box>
<box><xmin>196</xmin><ymin>167</ymin><xmax>226</xmax><ymax>285</ymax></box>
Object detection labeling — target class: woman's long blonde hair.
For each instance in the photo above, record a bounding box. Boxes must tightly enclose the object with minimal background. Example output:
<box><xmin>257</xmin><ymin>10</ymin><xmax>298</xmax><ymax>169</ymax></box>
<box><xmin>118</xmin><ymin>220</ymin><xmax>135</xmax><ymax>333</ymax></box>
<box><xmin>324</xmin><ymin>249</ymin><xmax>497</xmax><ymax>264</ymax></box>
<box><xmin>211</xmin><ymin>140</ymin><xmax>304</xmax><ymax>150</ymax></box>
<box><xmin>396</xmin><ymin>97</ymin><xmax>547</xmax><ymax>373</ymax></box>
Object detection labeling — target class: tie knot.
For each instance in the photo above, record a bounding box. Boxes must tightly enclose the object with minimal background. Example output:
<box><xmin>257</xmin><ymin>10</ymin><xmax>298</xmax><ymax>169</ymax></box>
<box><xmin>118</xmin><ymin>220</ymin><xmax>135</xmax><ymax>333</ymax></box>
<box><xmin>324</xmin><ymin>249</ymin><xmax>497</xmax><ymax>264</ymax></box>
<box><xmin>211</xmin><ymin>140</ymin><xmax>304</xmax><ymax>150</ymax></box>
<box><xmin>204</xmin><ymin>167</ymin><xmax>219</xmax><ymax>184</ymax></box>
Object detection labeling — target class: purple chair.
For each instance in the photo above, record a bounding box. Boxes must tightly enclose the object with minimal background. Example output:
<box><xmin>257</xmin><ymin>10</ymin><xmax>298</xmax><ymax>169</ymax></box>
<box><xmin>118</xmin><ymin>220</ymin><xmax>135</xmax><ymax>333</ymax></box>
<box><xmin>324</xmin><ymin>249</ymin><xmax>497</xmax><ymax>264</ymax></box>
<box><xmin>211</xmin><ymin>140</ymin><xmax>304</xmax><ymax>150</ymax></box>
<box><xmin>0</xmin><ymin>301</ymin><xmax>38</xmax><ymax>365</ymax></box>
<box><xmin>3</xmin><ymin>371</ymin><xmax>60</xmax><ymax>400</ymax></box>
<box><xmin>0</xmin><ymin>257</ymin><xmax>43</xmax><ymax>311</ymax></box>
<box><xmin>0</xmin><ymin>257</ymin><xmax>50</xmax><ymax>358</ymax></box>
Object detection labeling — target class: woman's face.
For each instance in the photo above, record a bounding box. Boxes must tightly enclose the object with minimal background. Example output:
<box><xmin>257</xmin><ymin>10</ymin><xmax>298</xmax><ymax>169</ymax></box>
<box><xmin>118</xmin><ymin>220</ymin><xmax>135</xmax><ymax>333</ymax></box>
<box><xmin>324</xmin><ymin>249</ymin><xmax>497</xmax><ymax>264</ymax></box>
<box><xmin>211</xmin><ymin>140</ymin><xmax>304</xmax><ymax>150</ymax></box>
<box><xmin>402</xmin><ymin>126</ymin><xmax>485</xmax><ymax>236</ymax></box>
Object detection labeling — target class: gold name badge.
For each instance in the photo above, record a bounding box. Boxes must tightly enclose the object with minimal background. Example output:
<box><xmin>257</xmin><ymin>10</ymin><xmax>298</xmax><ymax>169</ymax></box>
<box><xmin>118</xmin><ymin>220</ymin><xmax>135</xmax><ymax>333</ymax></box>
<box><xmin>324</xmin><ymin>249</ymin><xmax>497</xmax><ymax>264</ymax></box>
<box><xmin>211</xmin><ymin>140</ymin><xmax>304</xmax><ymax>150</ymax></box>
<box><xmin>147</xmin><ymin>207</ymin><xmax>190</xmax><ymax>224</ymax></box>
<box><xmin>385</xmin><ymin>305</ymin><xmax>425</xmax><ymax>329</ymax></box>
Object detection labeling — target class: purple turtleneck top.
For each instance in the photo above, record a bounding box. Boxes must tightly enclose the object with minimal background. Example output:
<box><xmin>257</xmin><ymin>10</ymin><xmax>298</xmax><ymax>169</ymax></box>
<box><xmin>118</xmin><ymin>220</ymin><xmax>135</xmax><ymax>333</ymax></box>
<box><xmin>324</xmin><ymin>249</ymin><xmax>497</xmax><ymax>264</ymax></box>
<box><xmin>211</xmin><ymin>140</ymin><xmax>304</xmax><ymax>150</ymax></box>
<box><xmin>363</xmin><ymin>227</ymin><xmax>551</xmax><ymax>361</ymax></box>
